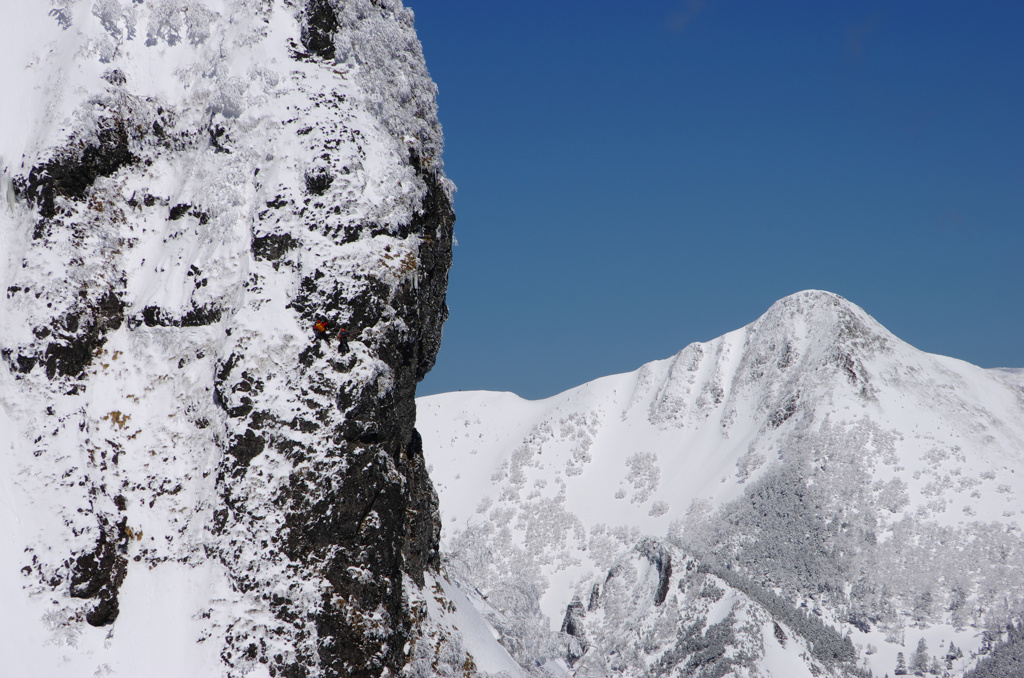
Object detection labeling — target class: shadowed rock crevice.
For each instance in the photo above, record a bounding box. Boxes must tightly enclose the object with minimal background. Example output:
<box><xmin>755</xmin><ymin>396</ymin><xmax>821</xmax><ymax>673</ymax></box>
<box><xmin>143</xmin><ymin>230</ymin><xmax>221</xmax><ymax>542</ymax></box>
<box><xmin>134</xmin><ymin>303</ymin><xmax>223</xmax><ymax>328</ymax></box>
<box><xmin>24</xmin><ymin>116</ymin><xmax>137</xmax><ymax>218</ymax></box>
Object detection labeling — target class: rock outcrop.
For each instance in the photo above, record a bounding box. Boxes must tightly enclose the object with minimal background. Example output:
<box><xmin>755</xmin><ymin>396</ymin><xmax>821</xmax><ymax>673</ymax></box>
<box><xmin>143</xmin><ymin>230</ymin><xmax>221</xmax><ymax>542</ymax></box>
<box><xmin>1</xmin><ymin>1</ymin><xmax>453</xmax><ymax>675</ymax></box>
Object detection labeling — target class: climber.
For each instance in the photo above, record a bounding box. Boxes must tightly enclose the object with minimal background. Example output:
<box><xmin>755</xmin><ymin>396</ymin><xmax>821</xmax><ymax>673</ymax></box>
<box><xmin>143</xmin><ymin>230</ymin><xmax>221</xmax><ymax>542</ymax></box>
<box><xmin>337</xmin><ymin>327</ymin><xmax>349</xmax><ymax>354</ymax></box>
<box><xmin>313</xmin><ymin>318</ymin><xmax>329</xmax><ymax>342</ymax></box>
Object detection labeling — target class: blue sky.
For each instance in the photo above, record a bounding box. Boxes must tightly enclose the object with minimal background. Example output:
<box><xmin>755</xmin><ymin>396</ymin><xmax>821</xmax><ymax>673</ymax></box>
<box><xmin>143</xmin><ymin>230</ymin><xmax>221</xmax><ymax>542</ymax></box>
<box><xmin>408</xmin><ymin>1</ymin><xmax>1024</xmax><ymax>399</ymax></box>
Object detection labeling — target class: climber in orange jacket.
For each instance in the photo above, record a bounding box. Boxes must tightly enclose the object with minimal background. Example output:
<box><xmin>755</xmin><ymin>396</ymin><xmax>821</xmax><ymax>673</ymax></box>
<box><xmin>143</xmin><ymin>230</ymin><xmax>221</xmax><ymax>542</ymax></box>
<box><xmin>313</xmin><ymin>318</ymin><xmax>329</xmax><ymax>342</ymax></box>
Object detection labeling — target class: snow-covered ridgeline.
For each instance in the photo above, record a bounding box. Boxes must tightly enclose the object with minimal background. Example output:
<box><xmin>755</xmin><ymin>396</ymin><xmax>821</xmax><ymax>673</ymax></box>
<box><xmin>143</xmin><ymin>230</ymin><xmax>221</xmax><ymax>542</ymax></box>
<box><xmin>419</xmin><ymin>290</ymin><xmax>1024</xmax><ymax>677</ymax></box>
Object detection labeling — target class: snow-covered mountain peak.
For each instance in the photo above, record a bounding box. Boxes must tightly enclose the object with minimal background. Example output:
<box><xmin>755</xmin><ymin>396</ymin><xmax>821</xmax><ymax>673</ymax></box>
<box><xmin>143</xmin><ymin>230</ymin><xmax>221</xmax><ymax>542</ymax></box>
<box><xmin>633</xmin><ymin>290</ymin><xmax>895</xmax><ymax>437</ymax></box>
<box><xmin>419</xmin><ymin>292</ymin><xmax>1024</xmax><ymax>677</ymax></box>
<box><xmin>742</xmin><ymin>289</ymin><xmax>894</xmax><ymax>377</ymax></box>
<box><xmin>754</xmin><ymin>289</ymin><xmax>888</xmax><ymax>340</ymax></box>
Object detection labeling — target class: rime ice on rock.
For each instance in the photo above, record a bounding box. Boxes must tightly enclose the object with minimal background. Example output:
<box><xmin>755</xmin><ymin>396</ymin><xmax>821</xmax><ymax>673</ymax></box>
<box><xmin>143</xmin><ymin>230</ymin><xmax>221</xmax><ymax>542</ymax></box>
<box><xmin>0</xmin><ymin>1</ymin><xmax>489</xmax><ymax>676</ymax></box>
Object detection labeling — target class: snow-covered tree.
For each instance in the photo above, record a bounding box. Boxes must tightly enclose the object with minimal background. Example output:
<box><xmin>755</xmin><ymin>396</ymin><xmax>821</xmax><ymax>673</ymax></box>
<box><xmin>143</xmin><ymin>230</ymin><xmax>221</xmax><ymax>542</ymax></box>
<box><xmin>945</xmin><ymin>641</ymin><xmax>962</xmax><ymax>670</ymax></box>
<box><xmin>910</xmin><ymin>638</ymin><xmax>929</xmax><ymax>675</ymax></box>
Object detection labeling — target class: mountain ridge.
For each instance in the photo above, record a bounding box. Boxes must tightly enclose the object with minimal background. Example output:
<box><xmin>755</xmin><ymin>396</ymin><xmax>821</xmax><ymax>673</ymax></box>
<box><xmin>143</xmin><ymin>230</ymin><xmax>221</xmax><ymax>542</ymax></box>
<box><xmin>419</xmin><ymin>289</ymin><xmax>1024</xmax><ymax>677</ymax></box>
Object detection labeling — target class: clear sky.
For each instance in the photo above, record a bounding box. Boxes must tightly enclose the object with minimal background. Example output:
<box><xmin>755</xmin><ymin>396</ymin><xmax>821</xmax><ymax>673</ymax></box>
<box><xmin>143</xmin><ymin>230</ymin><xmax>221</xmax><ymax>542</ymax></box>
<box><xmin>407</xmin><ymin>0</ymin><xmax>1024</xmax><ymax>400</ymax></box>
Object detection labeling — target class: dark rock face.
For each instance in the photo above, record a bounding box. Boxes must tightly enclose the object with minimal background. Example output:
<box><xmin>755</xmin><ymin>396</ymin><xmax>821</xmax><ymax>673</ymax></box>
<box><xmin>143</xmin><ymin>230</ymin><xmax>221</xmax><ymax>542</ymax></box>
<box><xmin>401</xmin><ymin>430</ymin><xmax>442</xmax><ymax>584</ymax></box>
<box><xmin>230</xmin><ymin>157</ymin><xmax>453</xmax><ymax>676</ymax></box>
<box><xmin>637</xmin><ymin>538</ymin><xmax>673</xmax><ymax>606</ymax></box>
<box><xmin>43</xmin><ymin>291</ymin><xmax>125</xmax><ymax>380</ymax></box>
<box><xmin>301</xmin><ymin>0</ymin><xmax>340</xmax><ymax>60</ymax></box>
<box><xmin>136</xmin><ymin>303</ymin><xmax>223</xmax><ymax>328</ymax></box>
<box><xmin>203</xmin><ymin>37</ymin><xmax>454</xmax><ymax>667</ymax></box>
<box><xmin>252</xmin><ymin>232</ymin><xmax>299</xmax><ymax>262</ymax></box>
<box><xmin>560</xmin><ymin>596</ymin><xmax>588</xmax><ymax>666</ymax></box>
<box><xmin>69</xmin><ymin>521</ymin><xmax>129</xmax><ymax>627</ymax></box>
<box><xmin>304</xmin><ymin>167</ymin><xmax>335</xmax><ymax>195</ymax></box>
<box><xmin>23</xmin><ymin>117</ymin><xmax>137</xmax><ymax>219</ymax></box>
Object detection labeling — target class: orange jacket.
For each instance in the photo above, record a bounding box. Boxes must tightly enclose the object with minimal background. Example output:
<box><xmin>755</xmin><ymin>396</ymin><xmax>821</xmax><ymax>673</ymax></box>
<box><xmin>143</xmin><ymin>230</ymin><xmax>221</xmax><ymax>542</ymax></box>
<box><xmin>314</xmin><ymin>321</ymin><xmax>328</xmax><ymax>333</ymax></box>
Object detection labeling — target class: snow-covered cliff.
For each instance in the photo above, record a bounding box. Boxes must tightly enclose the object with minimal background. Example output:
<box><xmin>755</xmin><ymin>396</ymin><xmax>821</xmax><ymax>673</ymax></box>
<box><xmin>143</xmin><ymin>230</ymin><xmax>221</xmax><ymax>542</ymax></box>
<box><xmin>419</xmin><ymin>290</ymin><xmax>1024</xmax><ymax>677</ymax></box>
<box><xmin>0</xmin><ymin>2</ymin><xmax>486</xmax><ymax>676</ymax></box>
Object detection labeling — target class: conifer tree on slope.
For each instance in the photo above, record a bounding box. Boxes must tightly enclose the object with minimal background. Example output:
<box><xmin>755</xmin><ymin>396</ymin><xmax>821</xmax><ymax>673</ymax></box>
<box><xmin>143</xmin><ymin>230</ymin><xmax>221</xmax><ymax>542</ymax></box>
<box><xmin>910</xmin><ymin>637</ymin><xmax>929</xmax><ymax>675</ymax></box>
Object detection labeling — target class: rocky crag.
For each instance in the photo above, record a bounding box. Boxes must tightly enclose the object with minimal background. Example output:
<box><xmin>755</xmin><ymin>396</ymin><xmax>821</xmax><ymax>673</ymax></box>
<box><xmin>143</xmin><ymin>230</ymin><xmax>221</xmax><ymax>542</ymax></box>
<box><xmin>0</xmin><ymin>1</ymin><xmax>460</xmax><ymax>676</ymax></box>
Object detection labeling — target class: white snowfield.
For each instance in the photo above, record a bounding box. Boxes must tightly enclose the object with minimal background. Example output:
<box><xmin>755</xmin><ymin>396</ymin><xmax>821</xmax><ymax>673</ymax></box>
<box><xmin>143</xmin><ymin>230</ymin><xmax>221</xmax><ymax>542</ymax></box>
<box><xmin>418</xmin><ymin>290</ymin><xmax>1024</xmax><ymax>677</ymax></box>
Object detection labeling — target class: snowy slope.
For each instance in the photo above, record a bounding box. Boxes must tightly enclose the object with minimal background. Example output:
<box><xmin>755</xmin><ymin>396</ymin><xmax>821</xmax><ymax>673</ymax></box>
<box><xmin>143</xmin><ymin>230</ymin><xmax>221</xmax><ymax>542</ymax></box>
<box><xmin>0</xmin><ymin>1</ymin><xmax>520</xmax><ymax>677</ymax></box>
<box><xmin>418</xmin><ymin>290</ymin><xmax>1024</xmax><ymax>677</ymax></box>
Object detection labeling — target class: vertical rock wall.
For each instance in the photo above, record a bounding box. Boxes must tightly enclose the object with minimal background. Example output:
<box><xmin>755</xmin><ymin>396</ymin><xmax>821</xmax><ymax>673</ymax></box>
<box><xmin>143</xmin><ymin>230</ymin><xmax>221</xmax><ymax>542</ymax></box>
<box><xmin>1</xmin><ymin>1</ymin><xmax>452</xmax><ymax>675</ymax></box>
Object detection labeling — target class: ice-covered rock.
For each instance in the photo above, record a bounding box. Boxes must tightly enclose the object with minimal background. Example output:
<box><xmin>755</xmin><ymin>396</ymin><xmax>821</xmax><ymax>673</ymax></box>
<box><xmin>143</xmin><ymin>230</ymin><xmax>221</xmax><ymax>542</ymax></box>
<box><xmin>0</xmin><ymin>1</ymin><xmax>500</xmax><ymax>676</ymax></box>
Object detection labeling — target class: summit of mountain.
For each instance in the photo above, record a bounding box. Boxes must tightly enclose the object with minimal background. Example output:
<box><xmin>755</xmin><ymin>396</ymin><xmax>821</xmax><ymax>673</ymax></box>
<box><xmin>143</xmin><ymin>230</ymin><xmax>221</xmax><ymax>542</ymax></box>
<box><xmin>418</xmin><ymin>290</ymin><xmax>1024</xmax><ymax>677</ymax></box>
